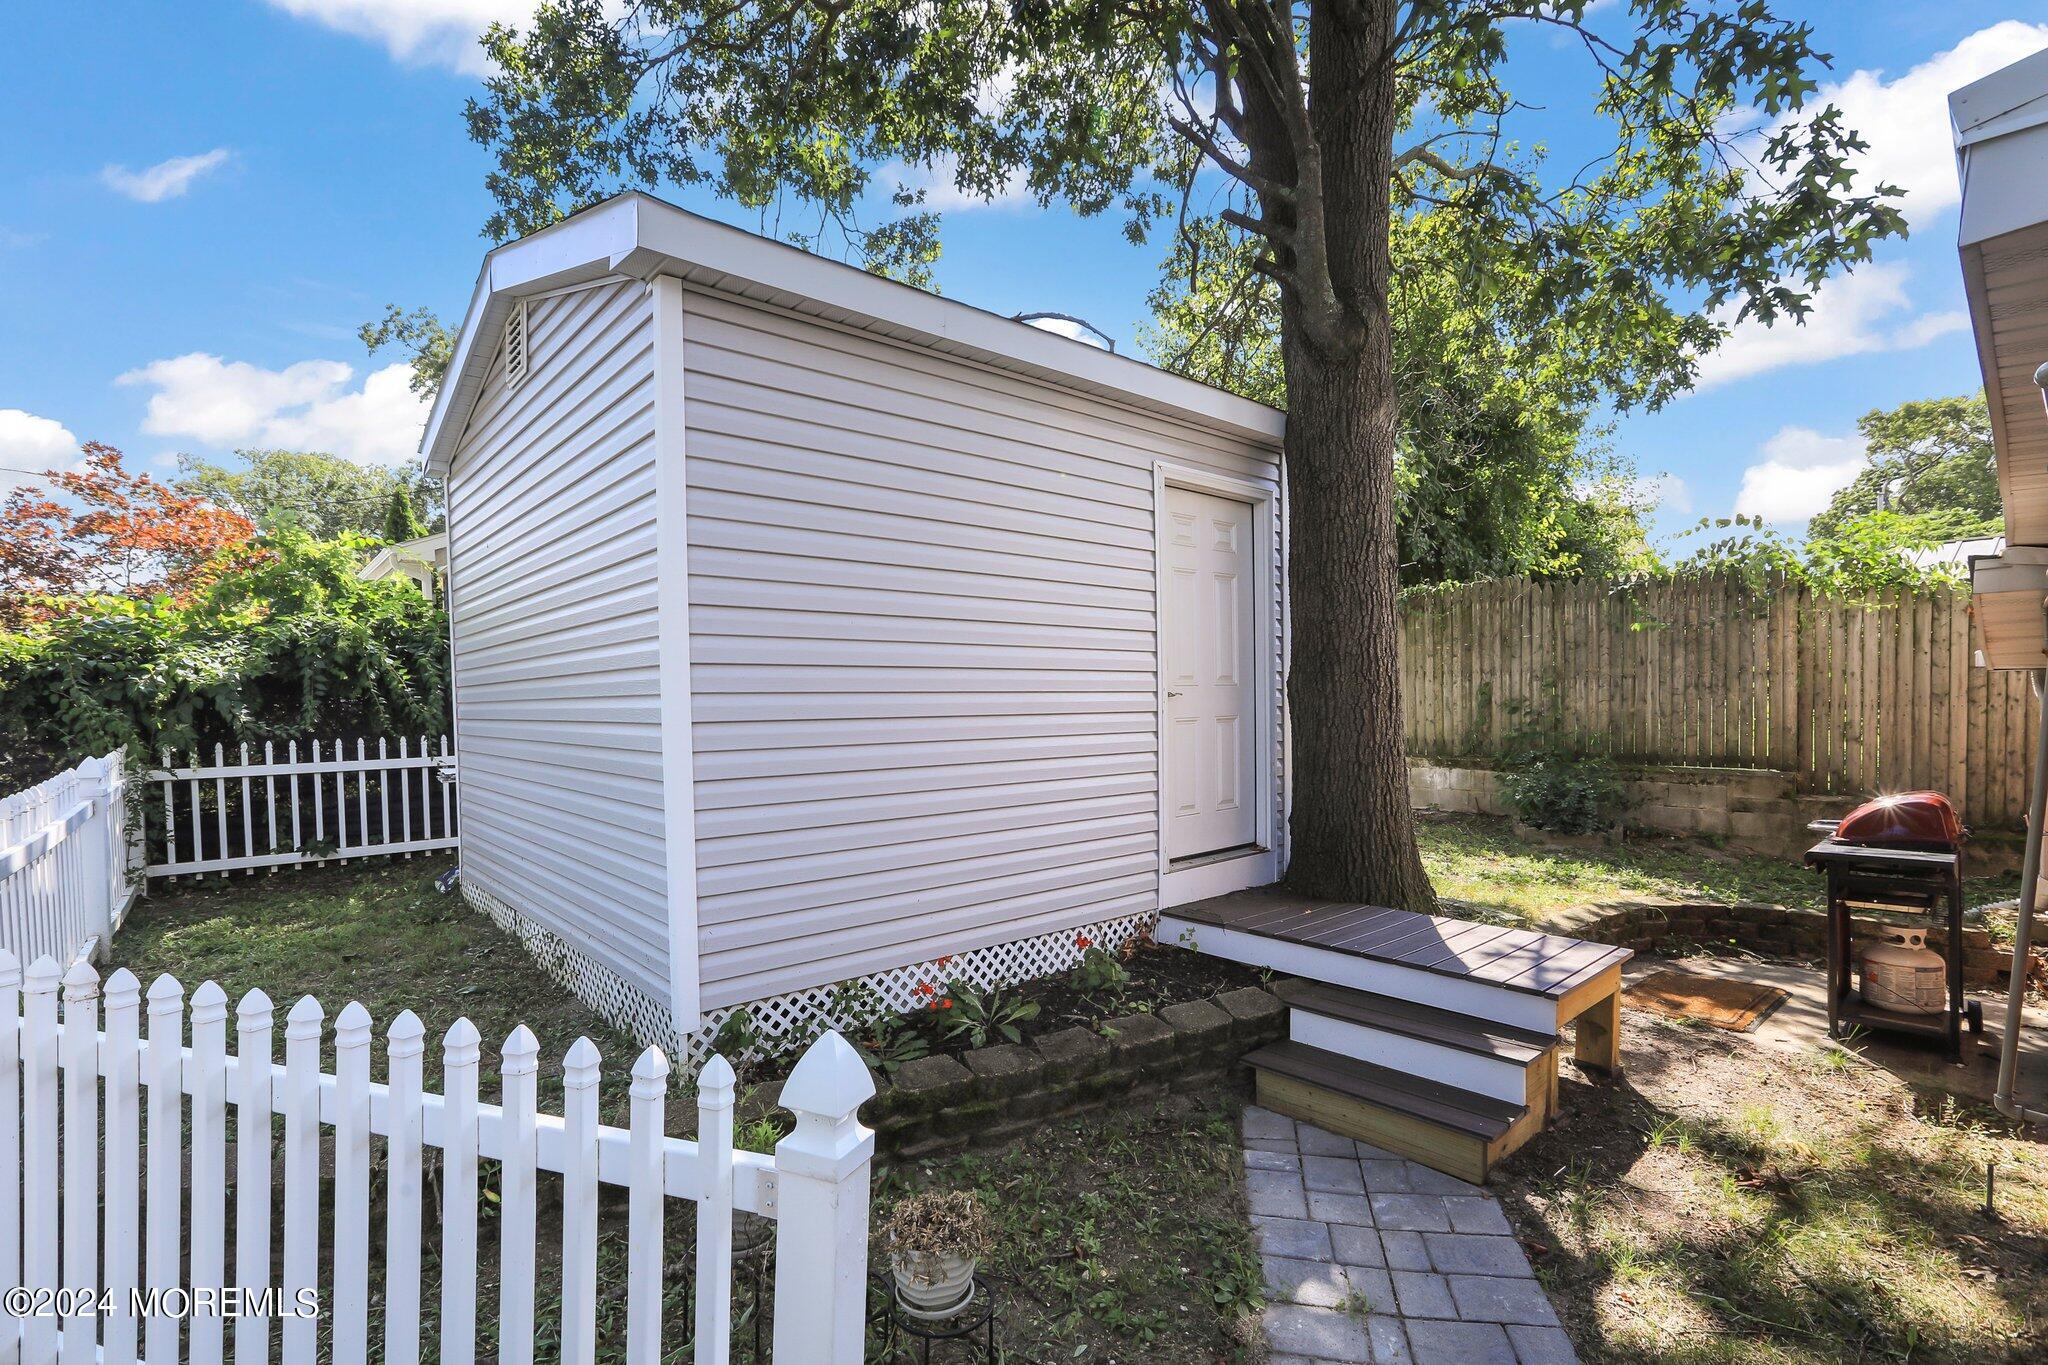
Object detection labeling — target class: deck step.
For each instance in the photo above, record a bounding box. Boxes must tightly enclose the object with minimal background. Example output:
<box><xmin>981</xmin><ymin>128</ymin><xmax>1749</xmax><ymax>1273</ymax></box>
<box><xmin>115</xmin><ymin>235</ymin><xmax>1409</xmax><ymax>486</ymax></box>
<box><xmin>1248</xmin><ymin>1040</ymin><xmax>1553</xmax><ymax>1185</ymax></box>
<box><xmin>1158</xmin><ymin>912</ymin><xmax>1562</xmax><ymax>1033</ymax></box>
<box><xmin>1277</xmin><ymin>981</ymin><xmax>1556</xmax><ymax>1061</ymax></box>
<box><xmin>1276</xmin><ymin>981</ymin><xmax>1557</xmax><ymax>1106</ymax></box>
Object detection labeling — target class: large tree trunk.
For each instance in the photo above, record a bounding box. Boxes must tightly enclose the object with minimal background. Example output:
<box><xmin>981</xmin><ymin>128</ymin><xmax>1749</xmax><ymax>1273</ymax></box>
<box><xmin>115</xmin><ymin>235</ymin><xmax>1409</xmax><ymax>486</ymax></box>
<box><xmin>1278</xmin><ymin>0</ymin><xmax>1436</xmax><ymax>911</ymax></box>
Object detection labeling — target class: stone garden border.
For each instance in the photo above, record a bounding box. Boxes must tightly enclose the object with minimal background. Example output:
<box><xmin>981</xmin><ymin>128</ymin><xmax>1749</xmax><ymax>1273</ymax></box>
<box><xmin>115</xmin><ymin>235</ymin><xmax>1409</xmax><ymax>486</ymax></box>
<box><xmin>864</xmin><ymin>985</ymin><xmax>1287</xmax><ymax>1159</ymax></box>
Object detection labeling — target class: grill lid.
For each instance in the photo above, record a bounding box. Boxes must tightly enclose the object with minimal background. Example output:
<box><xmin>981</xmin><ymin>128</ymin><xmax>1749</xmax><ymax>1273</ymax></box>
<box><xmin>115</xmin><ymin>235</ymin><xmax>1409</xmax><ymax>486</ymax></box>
<box><xmin>1832</xmin><ymin>792</ymin><xmax>1966</xmax><ymax>850</ymax></box>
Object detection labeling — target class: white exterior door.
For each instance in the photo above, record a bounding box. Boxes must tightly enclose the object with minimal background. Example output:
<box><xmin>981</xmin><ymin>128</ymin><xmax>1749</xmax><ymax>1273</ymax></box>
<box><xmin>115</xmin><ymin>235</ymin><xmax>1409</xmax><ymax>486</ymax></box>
<box><xmin>1162</xmin><ymin>484</ymin><xmax>1259</xmax><ymax>861</ymax></box>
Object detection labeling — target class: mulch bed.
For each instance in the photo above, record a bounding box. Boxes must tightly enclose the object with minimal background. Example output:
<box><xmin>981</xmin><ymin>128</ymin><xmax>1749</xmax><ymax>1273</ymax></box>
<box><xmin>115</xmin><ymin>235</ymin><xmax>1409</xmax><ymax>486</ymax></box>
<box><xmin>997</xmin><ymin>936</ymin><xmax>1271</xmax><ymax>1045</ymax></box>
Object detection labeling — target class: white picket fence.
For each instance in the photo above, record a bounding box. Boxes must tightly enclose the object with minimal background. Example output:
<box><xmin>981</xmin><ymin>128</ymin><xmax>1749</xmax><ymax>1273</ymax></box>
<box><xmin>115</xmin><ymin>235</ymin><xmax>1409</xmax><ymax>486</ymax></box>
<box><xmin>0</xmin><ymin>752</ymin><xmax>135</xmax><ymax>970</ymax></box>
<box><xmin>0</xmin><ymin>951</ymin><xmax>877</xmax><ymax>1363</ymax></box>
<box><xmin>147</xmin><ymin>737</ymin><xmax>456</xmax><ymax>878</ymax></box>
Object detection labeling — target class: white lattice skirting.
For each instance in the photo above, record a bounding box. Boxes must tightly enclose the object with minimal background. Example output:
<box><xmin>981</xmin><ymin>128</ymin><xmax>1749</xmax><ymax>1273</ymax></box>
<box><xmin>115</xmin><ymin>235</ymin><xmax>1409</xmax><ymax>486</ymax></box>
<box><xmin>464</xmin><ymin>879</ymin><xmax>1156</xmax><ymax>1066</ymax></box>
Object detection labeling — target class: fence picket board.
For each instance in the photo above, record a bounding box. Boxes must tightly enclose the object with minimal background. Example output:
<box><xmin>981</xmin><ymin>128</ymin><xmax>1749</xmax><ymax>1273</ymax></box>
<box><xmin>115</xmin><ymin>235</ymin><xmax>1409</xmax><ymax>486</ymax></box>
<box><xmin>0</xmin><ymin>951</ymin><xmax>17</xmax><ymax>1365</ymax></box>
<box><xmin>239</xmin><ymin>742</ymin><xmax>255</xmax><ymax>873</ymax></box>
<box><xmin>334</xmin><ymin>1002</ymin><xmax>373</xmax><ymax>1364</ymax></box>
<box><xmin>190</xmin><ymin>981</ymin><xmax>230</xmax><ymax>1365</ymax></box>
<box><xmin>627</xmin><ymin>1048</ymin><xmax>669</xmax><ymax>1365</ymax></box>
<box><xmin>144</xmin><ymin>975</ymin><xmax>184</xmax><ymax>1365</ymax></box>
<box><xmin>441</xmin><ymin>1019</ymin><xmax>482</xmax><ymax>1365</ymax></box>
<box><xmin>236</xmin><ymin>989</ymin><xmax>275</xmax><ymax>1365</ymax></box>
<box><xmin>103</xmin><ymin>969</ymin><xmax>141</xmax><ymax>1365</ymax></box>
<box><xmin>500</xmin><ymin>1027</ymin><xmax>540</xmax><ymax>1365</ymax></box>
<box><xmin>695</xmin><ymin>1055</ymin><xmax>737</xmax><ymax>1364</ymax></box>
<box><xmin>562</xmin><ymin>1038</ymin><xmax>601</xmax><ymax>1365</ymax></box>
<box><xmin>60</xmin><ymin>961</ymin><xmax>99</xmax><ymax>1363</ymax></box>
<box><xmin>21</xmin><ymin>960</ymin><xmax>56</xmax><ymax>1365</ymax></box>
<box><xmin>282</xmin><ymin>996</ymin><xmax>322</xmax><ymax>1364</ymax></box>
<box><xmin>385</xmin><ymin>1012</ymin><xmax>426</xmax><ymax>1365</ymax></box>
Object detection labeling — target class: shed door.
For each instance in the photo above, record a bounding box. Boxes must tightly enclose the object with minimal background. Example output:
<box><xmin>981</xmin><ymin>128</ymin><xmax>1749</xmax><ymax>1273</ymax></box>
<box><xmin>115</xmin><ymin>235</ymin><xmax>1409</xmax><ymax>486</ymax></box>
<box><xmin>1163</xmin><ymin>485</ymin><xmax>1259</xmax><ymax>860</ymax></box>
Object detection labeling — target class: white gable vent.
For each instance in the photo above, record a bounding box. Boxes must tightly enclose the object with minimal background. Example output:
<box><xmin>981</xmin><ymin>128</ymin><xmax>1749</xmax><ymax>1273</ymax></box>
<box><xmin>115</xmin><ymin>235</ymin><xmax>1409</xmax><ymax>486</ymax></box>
<box><xmin>502</xmin><ymin>300</ymin><xmax>530</xmax><ymax>387</ymax></box>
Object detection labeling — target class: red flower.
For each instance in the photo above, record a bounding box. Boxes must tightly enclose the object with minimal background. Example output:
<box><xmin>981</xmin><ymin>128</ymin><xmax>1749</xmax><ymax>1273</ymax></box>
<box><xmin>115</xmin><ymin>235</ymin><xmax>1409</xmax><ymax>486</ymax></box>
<box><xmin>940</xmin><ymin>998</ymin><xmax>954</xmax><ymax>1009</ymax></box>
<box><xmin>1075</xmin><ymin>934</ymin><xmax>1094</xmax><ymax>950</ymax></box>
<box><xmin>913</xmin><ymin>981</ymin><xmax>937</xmax><ymax>999</ymax></box>
<box><xmin>936</xmin><ymin>954</ymin><xmax>955</xmax><ymax>967</ymax></box>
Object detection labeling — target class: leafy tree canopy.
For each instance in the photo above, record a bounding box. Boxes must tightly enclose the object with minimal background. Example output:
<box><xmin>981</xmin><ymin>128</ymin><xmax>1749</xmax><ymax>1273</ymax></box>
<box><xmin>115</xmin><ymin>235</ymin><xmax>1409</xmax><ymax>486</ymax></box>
<box><xmin>177</xmin><ymin>449</ymin><xmax>442</xmax><ymax>541</ymax></box>
<box><xmin>1</xmin><ymin>444</ymin><xmax>256</xmax><ymax>623</ymax></box>
<box><xmin>382</xmin><ymin>486</ymin><xmax>430</xmax><ymax>543</ymax></box>
<box><xmin>360</xmin><ymin>304</ymin><xmax>458</xmax><ymax>397</ymax></box>
<box><xmin>1807</xmin><ymin>393</ymin><xmax>1999</xmax><ymax>541</ymax></box>
<box><xmin>469</xmin><ymin>0</ymin><xmax>1901</xmax><ymax>356</ymax></box>
<box><xmin>1143</xmin><ymin>207</ymin><xmax>1667</xmax><ymax>583</ymax></box>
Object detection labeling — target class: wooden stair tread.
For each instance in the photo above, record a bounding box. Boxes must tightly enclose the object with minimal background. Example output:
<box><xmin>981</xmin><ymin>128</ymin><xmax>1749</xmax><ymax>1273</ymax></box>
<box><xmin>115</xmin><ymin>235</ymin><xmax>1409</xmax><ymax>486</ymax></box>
<box><xmin>1168</xmin><ymin>891</ymin><xmax>1634</xmax><ymax>999</ymax></box>
<box><xmin>1247</xmin><ymin>1040</ymin><xmax>1525</xmax><ymax>1141</ymax></box>
<box><xmin>1276</xmin><ymin>980</ymin><xmax>1556</xmax><ymax>1064</ymax></box>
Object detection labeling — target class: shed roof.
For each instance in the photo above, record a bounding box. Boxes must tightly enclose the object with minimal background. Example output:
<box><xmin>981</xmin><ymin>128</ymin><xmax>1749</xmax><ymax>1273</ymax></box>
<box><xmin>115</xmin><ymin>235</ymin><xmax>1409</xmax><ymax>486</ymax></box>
<box><xmin>420</xmin><ymin>192</ymin><xmax>1286</xmax><ymax>476</ymax></box>
<box><xmin>1953</xmin><ymin>45</ymin><xmax>2048</xmax><ymax>669</ymax></box>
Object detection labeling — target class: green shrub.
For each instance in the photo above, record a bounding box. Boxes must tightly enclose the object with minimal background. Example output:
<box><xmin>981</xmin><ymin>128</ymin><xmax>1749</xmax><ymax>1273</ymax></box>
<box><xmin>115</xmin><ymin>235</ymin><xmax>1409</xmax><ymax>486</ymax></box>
<box><xmin>1495</xmin><ymin>713</ymin><xmax>1629</xmax><ymax>835</ymax></box>
<box><xmin>0</xmin><ymin>532</ymin><xmax>447</xmax><ymax>787</ymax></box>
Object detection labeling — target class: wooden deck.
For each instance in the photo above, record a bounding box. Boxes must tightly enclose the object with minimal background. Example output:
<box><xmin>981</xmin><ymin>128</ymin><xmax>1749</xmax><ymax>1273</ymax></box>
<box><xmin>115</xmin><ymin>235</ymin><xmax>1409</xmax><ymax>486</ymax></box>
<box><xmin>1167</xmin><ymin>888</ymin><xmax>1633</xmax><ymax>1000</ymax></box>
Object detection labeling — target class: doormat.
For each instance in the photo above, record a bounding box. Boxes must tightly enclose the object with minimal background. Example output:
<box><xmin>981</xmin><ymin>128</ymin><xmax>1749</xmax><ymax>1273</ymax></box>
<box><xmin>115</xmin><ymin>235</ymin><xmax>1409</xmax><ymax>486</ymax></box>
<box><xmin>1624</xmin><ymin>971</ymin><xmax>1790</xmax><ymax>1033</ymax></box>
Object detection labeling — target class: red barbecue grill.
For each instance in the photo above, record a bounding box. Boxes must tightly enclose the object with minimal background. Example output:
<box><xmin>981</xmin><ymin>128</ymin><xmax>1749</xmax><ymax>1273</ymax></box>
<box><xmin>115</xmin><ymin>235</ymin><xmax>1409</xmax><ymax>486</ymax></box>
<box><xmin>1806</xmin><ymin>793</ymin><xmax>1981</xmax><ymax>1058</ymax></box>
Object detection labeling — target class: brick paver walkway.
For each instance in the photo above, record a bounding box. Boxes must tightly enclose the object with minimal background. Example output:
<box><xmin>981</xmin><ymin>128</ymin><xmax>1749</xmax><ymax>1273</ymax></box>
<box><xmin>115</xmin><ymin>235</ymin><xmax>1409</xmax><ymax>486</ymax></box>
<box><xmin>1243</xmin><ymin>1106</ymin><xmax>1578</xmax><ymax>1365</ymax></box>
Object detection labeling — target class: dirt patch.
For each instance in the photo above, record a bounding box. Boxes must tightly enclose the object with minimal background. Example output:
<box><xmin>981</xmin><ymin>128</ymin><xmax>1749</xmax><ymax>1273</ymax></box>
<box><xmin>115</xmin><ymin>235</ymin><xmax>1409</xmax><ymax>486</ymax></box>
<box><xmin>1495</xmin><ymin>1011</ymin><xmax>2048</xmax><ymax>1363</ymax></box>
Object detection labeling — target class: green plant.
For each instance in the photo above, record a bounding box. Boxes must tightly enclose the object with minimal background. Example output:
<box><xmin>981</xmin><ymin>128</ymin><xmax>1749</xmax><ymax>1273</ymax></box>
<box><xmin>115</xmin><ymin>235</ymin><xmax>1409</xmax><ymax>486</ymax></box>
<box><xmin>709</xmin><ymin>1006</ymin><xmax>760</xmax><ymax>1061</ymax></box>
<box><xmin>1495</xmin><ymin>703</ymin><xmax>1628</xmax><ymax>835</ymax></box>
<box><xmin>936</xmin><ymin>979</ymin><xmax>1040</xmax><ymax>1048</ymax></box>
<box><xmin>1069</xmin><ymin>936</ymin><xmax>1130</xmax><ymax>997</ymax></box>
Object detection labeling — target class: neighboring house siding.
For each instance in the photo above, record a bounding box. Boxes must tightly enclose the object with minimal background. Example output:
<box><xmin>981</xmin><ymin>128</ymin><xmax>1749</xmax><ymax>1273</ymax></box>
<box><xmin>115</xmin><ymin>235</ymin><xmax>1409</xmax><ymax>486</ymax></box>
<box><xmin>447</xmin><ymin>279</ymin><xmax>671</xmax><ymax>1005</ymax></box>
<box><xmin>680</xmin><ymin>287</ymin><xmax>1284</xmax><ymax>1008</ymax></box>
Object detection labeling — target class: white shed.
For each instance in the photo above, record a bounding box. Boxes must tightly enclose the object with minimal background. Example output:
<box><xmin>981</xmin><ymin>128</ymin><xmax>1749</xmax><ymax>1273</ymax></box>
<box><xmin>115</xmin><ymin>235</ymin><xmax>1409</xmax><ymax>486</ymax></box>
<box><xmin>421</xmin><ymin>192</ymin><xmax>1289</xmax><ymax>1048</ymax></box>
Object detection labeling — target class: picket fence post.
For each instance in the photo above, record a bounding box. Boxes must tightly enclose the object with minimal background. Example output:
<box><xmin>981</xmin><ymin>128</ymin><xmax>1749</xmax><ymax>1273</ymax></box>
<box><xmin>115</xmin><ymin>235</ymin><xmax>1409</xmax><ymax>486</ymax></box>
<box><xmin>770</xmin><ymin>1030</ymin><xmax>877</xmax><ymax>1363</ymax></box>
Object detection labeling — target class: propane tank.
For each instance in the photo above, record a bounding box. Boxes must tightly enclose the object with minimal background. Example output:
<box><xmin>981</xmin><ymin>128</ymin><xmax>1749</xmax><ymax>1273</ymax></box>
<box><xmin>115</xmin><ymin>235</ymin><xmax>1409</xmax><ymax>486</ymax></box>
<box><xmin>1859</xmin><ymin>929</ymin><xmax>1947</xmax><ymax>1014</ymax></box>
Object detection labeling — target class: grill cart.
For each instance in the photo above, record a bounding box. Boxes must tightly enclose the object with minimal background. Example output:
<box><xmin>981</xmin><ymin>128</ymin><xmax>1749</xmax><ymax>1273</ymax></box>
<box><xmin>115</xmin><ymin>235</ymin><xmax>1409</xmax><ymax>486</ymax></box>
<box><xmin>1805</xmin><ymin>793</ymin><xmax>1980</xmax><ymax>1061</ymax></box>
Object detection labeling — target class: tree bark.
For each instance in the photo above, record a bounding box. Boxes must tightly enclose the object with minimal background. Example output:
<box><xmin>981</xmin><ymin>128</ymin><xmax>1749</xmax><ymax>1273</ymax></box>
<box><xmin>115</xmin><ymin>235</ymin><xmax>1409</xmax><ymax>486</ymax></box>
<box><xmin>1278</xmin><ymin>0</ymin><xmax>1436</xmax><ymax>911</ymax></box>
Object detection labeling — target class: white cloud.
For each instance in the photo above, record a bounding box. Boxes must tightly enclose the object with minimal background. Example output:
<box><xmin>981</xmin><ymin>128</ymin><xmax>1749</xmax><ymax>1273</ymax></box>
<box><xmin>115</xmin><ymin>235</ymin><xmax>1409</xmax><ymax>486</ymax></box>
<box><xmin>1802</xmin><ymin>22</ymin><xmax>2048</xmax><ymax>225</ymax></box>
<box><xmin>1693</xmin><ymin>261</ymin><xmax>1962</xmax><ymax>389</ymax></box>
<box><xmin>1733</xmin><ymin>427</ymin><xmax>1869</xmax><ymax>524</ymax></box>
<box><xmin>261</xmin><ymin>0</ymin><xmax>538</xmax><ymax>75</ymax></box>
<box><xmin>0</xmin><ymin>409</ymin><xmax>79</xmax><ymax>495</ymax></box>
<box><xmin>100</xmin><ymin>149</ymin><xmax>232</xmax><ymax>204</ymax></box>
<box><xmin>881</xmin><ymin>156</ymin><xmax>1034</xmax><ymax>211</ymax></box>
<box><xmin>117</xmin><ymin>354</ymin><xmax>429</xmax><ymax>465</ymax></box>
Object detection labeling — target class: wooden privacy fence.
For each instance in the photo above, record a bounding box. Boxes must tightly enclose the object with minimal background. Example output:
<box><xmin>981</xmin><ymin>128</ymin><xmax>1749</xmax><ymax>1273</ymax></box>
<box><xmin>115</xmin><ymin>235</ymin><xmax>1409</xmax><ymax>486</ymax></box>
<box><xmin>146</xmin><ymin>737</ymin><xmax>456</xmax><ymax>879</ymax></box>
<box><xmin>0</xmin><ymin>950</ymin><xmax>877</xmax><ymax>1364</ymax></box>
<box><xmin>0</xmin><ymin>752</ymin><xmax>136</xmax><ymax>970</ymax></box>
<box><xmin>1400</xmin><ymin>575</ymin><xmax>2040</xmax><ymax>827</ymax></box>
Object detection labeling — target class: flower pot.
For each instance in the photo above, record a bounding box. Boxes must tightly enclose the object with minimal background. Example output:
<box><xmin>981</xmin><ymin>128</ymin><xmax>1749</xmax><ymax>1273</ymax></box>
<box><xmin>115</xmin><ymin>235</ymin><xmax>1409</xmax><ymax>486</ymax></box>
<box><xmin>890</xmin><ymin>1248</ymin><xmax>977</xmax><ymax>1320</ymax></box>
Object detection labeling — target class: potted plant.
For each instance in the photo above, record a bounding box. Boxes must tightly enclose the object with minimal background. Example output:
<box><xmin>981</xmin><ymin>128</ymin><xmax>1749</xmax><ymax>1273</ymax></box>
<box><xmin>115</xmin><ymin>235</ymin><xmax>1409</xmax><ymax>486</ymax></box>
<box><xmin>885</xmin><ymin>1189</ymin><xmax>992</xmax><ymax>1319</ymax></box>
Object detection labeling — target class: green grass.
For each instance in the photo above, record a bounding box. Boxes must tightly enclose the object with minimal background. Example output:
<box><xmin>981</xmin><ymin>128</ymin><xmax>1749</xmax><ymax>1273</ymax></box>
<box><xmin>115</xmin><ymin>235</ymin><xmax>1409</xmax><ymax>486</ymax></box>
<box><xmin>878</xmin><ymin>1091</ymin><xmax>1266</xmax><ymax>1361</ymax></box>
<box><xmin>105</xmin><ymin>853</ymin><xmax>648</xmax><ymax>1116</ymax></box>
<box><xmin>1506</xmin><ymin>1018</ymin><xmax>2048</xmax><ymax>1363</ymax></box>
<box><xmin>1418</xmin><ymin>813</ymin><xmax>2017</xmax><ymax>928</ymax></box>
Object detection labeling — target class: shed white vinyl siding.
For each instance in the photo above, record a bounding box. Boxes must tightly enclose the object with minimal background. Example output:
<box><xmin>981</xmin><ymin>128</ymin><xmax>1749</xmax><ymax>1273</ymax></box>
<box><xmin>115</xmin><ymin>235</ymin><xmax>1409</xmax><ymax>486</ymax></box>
<box><xmin>680</xmin><ymin>287</ymin><xmax>1284</xmax><ymax>1008</ymax></box>
<box><xmin>446</xmin><ymin>278</ymin><xmax>672</xmax><ymax>1005</ymax></box>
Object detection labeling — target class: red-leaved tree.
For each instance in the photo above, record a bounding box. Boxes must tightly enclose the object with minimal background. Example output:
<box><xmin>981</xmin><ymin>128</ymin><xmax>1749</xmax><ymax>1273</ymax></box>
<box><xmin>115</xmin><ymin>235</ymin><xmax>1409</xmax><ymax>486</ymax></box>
<box><xmin>0</xmin><ymin>443</ymin><xmax>257</xmax><ymax>622</ymax></box>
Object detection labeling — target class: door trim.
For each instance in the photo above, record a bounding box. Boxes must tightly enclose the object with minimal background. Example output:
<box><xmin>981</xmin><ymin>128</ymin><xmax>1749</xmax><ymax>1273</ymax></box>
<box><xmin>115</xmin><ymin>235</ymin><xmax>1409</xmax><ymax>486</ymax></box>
<box><xmin>1152</xmin><ymin>461</ymin><xmax>1280</xmax><ymax>909</ymax></box>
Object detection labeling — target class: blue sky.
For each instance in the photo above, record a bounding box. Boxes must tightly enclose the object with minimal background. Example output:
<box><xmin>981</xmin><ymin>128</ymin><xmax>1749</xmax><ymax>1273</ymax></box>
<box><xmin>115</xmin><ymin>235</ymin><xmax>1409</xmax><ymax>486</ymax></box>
<box><xmin>1</xmin><ymin>2</ymin><xmax>2043</xmax><ymax>552</ymax></box>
